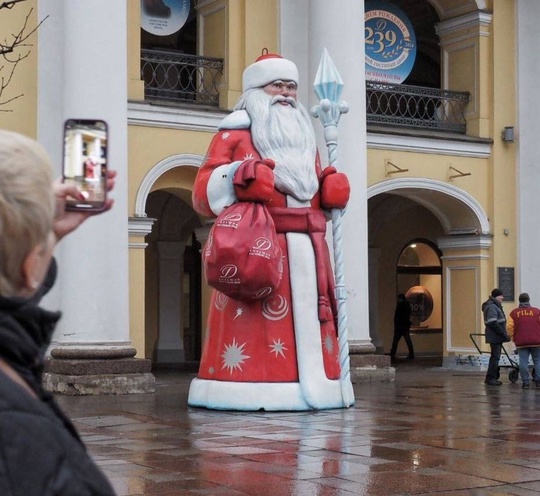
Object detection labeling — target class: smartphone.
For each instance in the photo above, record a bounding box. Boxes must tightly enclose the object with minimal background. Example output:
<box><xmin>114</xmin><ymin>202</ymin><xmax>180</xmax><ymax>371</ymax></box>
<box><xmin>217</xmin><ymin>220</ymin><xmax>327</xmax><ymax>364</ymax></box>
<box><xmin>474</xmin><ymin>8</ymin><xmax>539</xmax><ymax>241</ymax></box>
<box><xmin>62</xmin><ymin>119</ymin><xmax>108</xmax><ymax>211</ymax></box>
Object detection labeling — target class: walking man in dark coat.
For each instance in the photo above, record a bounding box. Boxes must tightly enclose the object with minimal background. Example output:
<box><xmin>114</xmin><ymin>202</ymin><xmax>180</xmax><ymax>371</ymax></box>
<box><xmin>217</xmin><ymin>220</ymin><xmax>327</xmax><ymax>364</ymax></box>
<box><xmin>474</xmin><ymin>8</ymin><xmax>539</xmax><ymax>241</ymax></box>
<box><xmin>390</xmin><ymin>294</ymin><xmax>415</xmax><ymax>360</ymax></box>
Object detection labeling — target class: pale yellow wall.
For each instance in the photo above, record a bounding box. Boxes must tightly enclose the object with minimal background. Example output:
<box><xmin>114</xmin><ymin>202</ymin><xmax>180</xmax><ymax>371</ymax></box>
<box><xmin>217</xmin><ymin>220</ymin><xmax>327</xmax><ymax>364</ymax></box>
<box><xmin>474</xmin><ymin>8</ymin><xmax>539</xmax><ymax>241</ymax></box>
<box><xmin>128</xmin><ymin>246</ymin><xmax>146</xmax><ymax>357</ymax></box>
<box><xmin>201</xmin><ymin>7</ymin><xmax>226</xmax><ymax>59</ymax></box>
<box><xmin>220</xmin><ymin>0</ymin><xmax>244</xmax><ymax>107</ymax></box>
<box><xmin>367</xmin><ymin>149</ymin><xmax>490</xmax><ymax>212</ymax></box>
<box><xmin>0</xmin><ymin>0</ymin><xmax>38</xmax><ymax>137</ymax></box>
<box><xmin>151</xmin><ymin>168</ymin><xmax>199</xmax><ymax>198</ymax></box>
<box><xmin>198</xmin><ymin>2</ymin><xmax>227</xmax><ymax>107</ymax></box>
<box><xmin>447</xmin><ymin>45</ymin><xmax>477</xmax><ymax>125</ymax></box>
<box><xmin>417</xmin><ymin>273</ymin><xmax>442</xmax><ymax>329</ymax></box>
<box><xmin>199</xmin><ymin>0</ymin><xmax>278</xmax><ymax>109</ymax></box>
<box><xmin>434</xmin><ymin>0</ymin><xmax>488</xmax><ymax>21</ymax></box>
<box><xmin>244</xmin><ymin>0</ymin><xmax>278</xmax><ymax>62</ymax></box>
<box><xmin>489</xmin><ymin>0</ymin><xmax>517</xmax><ymax>282</ymax></box>
<box><xmin>128</xmin><ymin>125</ymin><xmax>215</xmax><ymax>214</ymax></box>
<box><xmin>127</xmin><ymin>0</ymin><xmax>145</xmax><ymax>100</ymax></box>
<box><xmin>446</xmin><ymin>265</ymin><xmax>478</xmax><ymax>349</ymax></box>
<box><xmin>438</xmin><ymin>10</ymin><xmax>492</xmax><ymax>138</ymax></box>
<box><xmin>144</xmin><ymin>241</ymin><xmax>159</xmax><ymax>359</ymax></box>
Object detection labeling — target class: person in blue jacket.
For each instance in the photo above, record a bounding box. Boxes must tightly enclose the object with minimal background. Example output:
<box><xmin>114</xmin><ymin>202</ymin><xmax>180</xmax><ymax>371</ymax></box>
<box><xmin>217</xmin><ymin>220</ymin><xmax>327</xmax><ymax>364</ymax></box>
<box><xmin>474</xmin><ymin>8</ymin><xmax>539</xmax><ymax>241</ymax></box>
<box><xmin>482</xmin><ymin>288</ymin><xmax>510</xmax><ymax>386</ymax></box>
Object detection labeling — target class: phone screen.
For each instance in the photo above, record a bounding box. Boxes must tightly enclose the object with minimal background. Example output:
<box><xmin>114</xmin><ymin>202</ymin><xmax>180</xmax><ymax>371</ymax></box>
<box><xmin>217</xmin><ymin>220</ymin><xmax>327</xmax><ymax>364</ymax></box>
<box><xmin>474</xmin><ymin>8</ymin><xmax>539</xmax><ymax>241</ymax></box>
<box><xmin>62</xmin><ymin>119</ymin><xmax>108</xmax><ymax>211</ymax></box>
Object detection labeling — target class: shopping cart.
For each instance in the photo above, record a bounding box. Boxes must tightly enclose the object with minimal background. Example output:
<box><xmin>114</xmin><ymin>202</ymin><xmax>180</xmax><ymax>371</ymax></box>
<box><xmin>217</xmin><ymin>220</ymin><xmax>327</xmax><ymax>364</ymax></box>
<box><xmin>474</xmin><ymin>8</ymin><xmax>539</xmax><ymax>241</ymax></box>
<box><xmin>469</xmin><ymin>333</ymin><xmax>520</xmax><ymax>383</ymax></box>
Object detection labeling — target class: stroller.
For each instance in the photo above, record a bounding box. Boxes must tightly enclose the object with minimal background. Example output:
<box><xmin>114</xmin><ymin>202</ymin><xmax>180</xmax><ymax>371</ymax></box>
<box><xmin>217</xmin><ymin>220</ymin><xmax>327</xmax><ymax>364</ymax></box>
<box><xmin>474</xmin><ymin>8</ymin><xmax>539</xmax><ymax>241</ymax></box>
<box><xmin>469</xmin><ymin>333</ymin><xmax>520</xmax><ymax>383</ymax></box>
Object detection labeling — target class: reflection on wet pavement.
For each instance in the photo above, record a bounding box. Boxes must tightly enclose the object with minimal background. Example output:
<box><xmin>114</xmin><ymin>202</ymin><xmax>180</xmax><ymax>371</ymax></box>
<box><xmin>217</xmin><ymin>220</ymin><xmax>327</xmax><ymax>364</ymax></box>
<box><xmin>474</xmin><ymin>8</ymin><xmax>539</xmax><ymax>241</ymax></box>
<box><xmin>56</xmin><ymin>360</ymin><xmax>540</xmax><ymax>495</ymax></box>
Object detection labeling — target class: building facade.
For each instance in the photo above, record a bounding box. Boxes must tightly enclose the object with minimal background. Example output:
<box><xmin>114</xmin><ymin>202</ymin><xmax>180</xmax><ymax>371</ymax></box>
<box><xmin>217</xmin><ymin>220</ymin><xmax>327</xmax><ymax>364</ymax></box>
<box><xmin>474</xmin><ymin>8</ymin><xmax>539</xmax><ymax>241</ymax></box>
<box><xmin>0</xmin><ymin>0</ymin><xmax>534</xmax><ymax>390</ymax></box>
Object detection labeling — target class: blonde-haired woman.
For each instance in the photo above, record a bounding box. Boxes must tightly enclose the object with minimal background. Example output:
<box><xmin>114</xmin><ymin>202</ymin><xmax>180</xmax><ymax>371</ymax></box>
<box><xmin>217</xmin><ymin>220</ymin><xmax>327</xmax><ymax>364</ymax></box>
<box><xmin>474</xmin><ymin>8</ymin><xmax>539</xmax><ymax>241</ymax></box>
<box><xmin>0</xmin><ymin>130</ymin><xmax>116</xmax><ymax>495</ymax></box>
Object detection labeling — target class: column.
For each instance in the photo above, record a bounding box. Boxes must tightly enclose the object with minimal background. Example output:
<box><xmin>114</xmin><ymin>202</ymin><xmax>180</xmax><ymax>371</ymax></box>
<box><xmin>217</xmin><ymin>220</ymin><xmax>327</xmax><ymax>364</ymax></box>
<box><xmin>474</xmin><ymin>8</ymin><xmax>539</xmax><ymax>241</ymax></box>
<box><xmin>282</xmin><ymin>0</ymin><xmax>391</xmax><ymax>381</ymax></box>
<box><xmin>194</xmin><ymin>225</ymin><xmax>213</xmax><ymax>344</ymax></box>
<box><xmin>156</xmin><ymin>242</ymin><xmax>185</xmax><ymax>363</ymax></box>
<box><xmin>307</xmin><ymin>0</ymin><xmax>372</xmax><ymax>351</ymax></box>
<box><xmin>38</xmin><ymin>1</ymin><xmax>154</xmax><ymax>394</ymax></box>
<box><xmin>517</xmin><ymin>0</ymin><xmax>540</xmax><ymax>300</ymax></box>
<box><xmin>369</xmin><ymin>248</ymin><xmax>383</xmax><ymax>351</ymax></box>
<box><xmin>129</xmin><ymin>217</ymin><xmax>156</xmax><ymax>358</ymax></box>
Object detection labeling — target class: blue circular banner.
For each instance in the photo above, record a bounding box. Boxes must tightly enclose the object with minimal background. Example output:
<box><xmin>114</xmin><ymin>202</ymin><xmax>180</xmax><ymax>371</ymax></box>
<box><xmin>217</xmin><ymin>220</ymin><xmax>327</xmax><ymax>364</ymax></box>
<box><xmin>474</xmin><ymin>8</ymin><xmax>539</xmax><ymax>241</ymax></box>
<box><xmin>365</xmin><ymin>1</ymin><xmax>417</xmax><ymax>84</ymax></box>
<box><xmin>141</xmin><ymin>0</ymin><xmax>190</xmax><ymax>36</ymax></box>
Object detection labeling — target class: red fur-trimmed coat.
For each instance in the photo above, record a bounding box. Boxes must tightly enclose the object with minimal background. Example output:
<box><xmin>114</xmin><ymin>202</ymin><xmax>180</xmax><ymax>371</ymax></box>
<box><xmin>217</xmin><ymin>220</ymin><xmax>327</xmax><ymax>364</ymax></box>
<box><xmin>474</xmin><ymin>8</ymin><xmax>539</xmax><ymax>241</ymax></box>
<box><xmin>189</xmin><ymin>111</ymin><xmax>348</xmax><ymax>410</ymax></box>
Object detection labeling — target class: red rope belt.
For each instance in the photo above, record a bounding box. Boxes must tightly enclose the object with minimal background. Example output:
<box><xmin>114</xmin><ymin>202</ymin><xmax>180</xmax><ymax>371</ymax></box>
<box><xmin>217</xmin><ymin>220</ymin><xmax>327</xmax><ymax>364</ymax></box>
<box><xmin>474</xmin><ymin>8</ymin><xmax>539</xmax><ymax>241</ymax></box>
<box><xmin>267</xmin><ymin>207</ymin><xmax>335</xmax><ymax>323</ymax></box>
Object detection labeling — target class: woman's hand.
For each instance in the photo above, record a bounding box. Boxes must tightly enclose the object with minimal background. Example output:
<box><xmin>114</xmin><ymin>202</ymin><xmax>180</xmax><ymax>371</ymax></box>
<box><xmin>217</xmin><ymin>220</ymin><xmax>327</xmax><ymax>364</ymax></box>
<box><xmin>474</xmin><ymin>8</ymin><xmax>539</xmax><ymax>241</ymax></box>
<box><xmin>53</xmin><ymin>170</ymin><xmax>116</xmax><ymax>241</ymax></box>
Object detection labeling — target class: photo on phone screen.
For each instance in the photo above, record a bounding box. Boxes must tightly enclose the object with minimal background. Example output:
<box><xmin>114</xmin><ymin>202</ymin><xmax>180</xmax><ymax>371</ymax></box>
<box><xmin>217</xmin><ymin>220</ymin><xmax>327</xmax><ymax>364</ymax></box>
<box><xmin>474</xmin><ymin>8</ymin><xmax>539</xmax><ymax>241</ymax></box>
<box><xmin>63</xmin><ymin>119</ymin><xmax>108</xmax><ymax>211</ymax></box>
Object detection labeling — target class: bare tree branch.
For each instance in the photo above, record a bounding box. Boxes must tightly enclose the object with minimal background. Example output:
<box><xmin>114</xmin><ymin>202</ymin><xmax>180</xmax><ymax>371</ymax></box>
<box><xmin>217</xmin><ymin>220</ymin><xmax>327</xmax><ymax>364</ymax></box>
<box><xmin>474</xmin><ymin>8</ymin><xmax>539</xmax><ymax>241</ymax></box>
<box><xmin>0</xmin><ymin>0</ymin><xmax>28</xmax><ymax>10</ymax></box>
<box><xmin>0</xmin><ymin>3</ymin><xmax>47</xmax><ymax>110</ymax></box>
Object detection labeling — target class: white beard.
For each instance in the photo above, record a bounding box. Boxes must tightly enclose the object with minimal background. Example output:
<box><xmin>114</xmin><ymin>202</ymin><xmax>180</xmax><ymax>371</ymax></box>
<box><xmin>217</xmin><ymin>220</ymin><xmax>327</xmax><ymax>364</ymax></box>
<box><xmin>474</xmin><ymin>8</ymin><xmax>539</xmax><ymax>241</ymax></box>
<box><xmin>236</xmin><ymin>89</ymin><xmax>318</xmax><ymax>202</ymax></box>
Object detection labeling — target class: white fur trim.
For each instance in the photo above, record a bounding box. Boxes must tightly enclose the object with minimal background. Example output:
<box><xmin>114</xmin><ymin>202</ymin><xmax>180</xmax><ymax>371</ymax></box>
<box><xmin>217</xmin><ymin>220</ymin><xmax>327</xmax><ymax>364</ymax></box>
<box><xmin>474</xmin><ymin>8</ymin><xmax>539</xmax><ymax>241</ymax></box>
<box><xmin>243</xmin><ymin>57</ymin><xmax>299</xmax><ymax>92</ymax></box>
<box><xmin>218</xmin><ymin>110</ymin><xmax>251</xmax><ymax>130</ymax></box>
<box><xmin>188</xmin><ymin>211</ymin><xmax>354</xmax><ymax>411</ymax></box>
<box><xmin>287</xmin><ymin>232</ymin><xmax>352</xmax><ymax>408</ymax></box>
<box><xmin>206</xmin><ymin>161</ymin><xmax>242</xmax><ymax>215</ymax></box>
<box><xmin>188</xmin><ymin>378</ymin><xmax>310</xmax><ymax>411</ymax></box>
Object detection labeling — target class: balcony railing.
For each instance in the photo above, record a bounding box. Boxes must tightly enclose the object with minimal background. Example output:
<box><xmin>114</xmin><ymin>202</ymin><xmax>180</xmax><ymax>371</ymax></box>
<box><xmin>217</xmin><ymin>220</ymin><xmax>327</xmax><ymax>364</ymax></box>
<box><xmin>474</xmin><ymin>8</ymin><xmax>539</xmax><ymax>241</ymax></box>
<box><xmin>141</xmin><ymin>49</ymin><xmax>223</xmax><ymax>106</ymax></box>
<box><xmin>140</xmin><ymin>52</ymin><xmax>470</xmax><ymax>134</ymax></box>
<box><xmin>366</xmin><ymin>81</ymin><xmax>470</xmax><ymax>134</ymax></box>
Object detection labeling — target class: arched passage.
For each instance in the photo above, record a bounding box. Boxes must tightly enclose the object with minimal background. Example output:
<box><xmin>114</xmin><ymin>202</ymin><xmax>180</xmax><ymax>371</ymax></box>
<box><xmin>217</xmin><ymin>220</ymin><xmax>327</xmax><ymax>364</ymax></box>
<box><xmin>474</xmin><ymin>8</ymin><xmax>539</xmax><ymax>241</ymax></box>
<box><xmin>367</xmin><ymin>178</ymin><xmax>491</xmax><ymax>361</ymax></box>
<box><xmin>368</xmin><ymin>178</ymin><xmax>490</xmax><ymax>235</ymax></box>
<box><xmin>131</xmin><ymin>154</ymin><xmax>205</xmax><ymax>366</ymax></box>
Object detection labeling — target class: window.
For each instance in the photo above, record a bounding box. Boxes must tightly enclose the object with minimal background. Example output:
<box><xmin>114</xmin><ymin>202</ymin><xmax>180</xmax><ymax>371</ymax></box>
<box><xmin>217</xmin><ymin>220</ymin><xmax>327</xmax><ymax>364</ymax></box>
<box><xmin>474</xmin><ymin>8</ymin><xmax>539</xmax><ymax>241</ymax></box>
<box><xmin>397</xmin><ymin>240</ymin><xmax>442</xmax><ymax>330</ymax></box>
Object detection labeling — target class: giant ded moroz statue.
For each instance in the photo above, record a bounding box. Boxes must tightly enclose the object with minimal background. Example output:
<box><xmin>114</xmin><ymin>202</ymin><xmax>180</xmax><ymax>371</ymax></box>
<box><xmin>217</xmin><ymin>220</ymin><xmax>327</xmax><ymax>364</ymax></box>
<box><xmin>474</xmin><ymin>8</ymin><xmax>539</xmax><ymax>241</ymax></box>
<box><xmin>188</xmin><ymin>51</ymin><xmax>354</xmax><ymax>411</ymax></box>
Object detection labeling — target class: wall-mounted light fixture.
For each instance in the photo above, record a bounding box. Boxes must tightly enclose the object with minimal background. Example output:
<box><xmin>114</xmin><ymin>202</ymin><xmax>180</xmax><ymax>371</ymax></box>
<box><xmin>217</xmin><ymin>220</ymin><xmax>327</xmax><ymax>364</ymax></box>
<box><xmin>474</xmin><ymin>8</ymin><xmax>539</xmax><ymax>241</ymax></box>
<box><xmin>502</xmin><ymin>126</ymin><xmax>515</xmax><ymax>143</ymax></box>
<box><xmin>448</xmin><ymin>165</ymin><xmax>471</xmax><ymax>180</ymax></box>
<box><xmin>385</xmin><ymin>159</ymin><xmax>409</xmax><ymax>176</ymax></box>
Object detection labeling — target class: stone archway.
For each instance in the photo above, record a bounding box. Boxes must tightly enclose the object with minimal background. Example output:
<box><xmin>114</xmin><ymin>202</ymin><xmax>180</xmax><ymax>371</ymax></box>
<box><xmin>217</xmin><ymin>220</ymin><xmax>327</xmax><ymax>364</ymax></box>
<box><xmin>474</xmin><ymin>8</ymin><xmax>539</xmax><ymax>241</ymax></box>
<box><xmin>428</xmin><ymin>0</ymin><xmax>487</xmax><ymax>20</ymax></box>
<box><xmin>135</xmin><ymin>153</ymin><xmax>204</xmax><ymax>217</ymax></box>
<box><xmin>368</xmin><ymin>177</ymin><xmax>490</xmax><ymax>234</ymax></box>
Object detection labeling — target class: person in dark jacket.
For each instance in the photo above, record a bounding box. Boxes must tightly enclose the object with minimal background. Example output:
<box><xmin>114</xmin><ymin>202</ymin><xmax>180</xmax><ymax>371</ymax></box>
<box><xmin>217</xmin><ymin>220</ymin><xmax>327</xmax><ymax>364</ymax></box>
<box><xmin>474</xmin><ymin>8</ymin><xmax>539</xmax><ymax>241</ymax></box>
<box><xmin>507</xmin><ymin>292</ymin><xmax>540</xmax><ymax>389</ymax></box>
<box><xmin>482</xmin><ymin>288</ymin><xmax>510</xmax><ymax>386</ymax></box>
<box><xmin>0</xmin><ymin>130</ymin><xmax>116</xmax><ymax>495</ymax></box>
<box><xmin>390</xmin><ymin>294</ymin><xmax>415</xmax><ymax>360</ymax></box>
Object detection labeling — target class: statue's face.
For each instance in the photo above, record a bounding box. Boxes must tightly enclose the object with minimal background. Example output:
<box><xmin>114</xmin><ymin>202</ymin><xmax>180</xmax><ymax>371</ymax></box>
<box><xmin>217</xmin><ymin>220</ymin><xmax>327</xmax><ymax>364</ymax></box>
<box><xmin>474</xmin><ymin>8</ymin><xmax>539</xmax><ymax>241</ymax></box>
<box><xmin>263</xmin><ymin>80</ymin><xmax>298</xmax><ymax>104</ymax></box>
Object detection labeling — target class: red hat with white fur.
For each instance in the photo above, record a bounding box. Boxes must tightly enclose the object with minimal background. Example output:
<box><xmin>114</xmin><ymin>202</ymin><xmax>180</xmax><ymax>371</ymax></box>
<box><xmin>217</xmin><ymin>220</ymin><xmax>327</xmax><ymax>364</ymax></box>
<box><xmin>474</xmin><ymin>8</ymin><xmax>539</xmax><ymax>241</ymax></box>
<box><xmin>242</xmin><ymin>50</ymin><xmax>299</xmax><ymax>92</ymax></box>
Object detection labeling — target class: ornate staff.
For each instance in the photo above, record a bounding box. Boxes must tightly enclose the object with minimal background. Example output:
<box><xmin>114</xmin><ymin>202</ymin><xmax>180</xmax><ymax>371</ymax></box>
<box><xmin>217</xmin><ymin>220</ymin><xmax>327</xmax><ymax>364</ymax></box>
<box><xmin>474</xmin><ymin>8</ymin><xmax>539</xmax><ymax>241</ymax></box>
<box><xmin>311</xmin><ymin>49</ymin><xmax>354</xmax><ymax>407</ymax></box>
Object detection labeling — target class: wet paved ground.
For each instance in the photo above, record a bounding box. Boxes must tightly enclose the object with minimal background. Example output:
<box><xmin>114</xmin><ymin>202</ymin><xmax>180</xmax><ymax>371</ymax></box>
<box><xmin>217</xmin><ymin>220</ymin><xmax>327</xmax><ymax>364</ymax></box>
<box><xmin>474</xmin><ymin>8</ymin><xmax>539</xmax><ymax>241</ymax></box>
<box><xmin>57</xmin><ymin>358</ymin><xmax>540</xmax><ymax>496</ymax></box>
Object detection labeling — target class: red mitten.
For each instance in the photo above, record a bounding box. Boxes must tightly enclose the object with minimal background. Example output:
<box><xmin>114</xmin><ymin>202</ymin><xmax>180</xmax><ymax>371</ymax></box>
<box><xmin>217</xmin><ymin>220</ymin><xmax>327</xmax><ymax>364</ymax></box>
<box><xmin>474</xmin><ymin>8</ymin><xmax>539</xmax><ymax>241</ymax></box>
<box><xmin>320</xmin><ymin>166</ymin><xmax>350</xmax><ymax>209</ymax></box>
<box><xmin>233</xmin><ymin>158</ymin><xmax>275</xmax><ymax>202</ymax></box>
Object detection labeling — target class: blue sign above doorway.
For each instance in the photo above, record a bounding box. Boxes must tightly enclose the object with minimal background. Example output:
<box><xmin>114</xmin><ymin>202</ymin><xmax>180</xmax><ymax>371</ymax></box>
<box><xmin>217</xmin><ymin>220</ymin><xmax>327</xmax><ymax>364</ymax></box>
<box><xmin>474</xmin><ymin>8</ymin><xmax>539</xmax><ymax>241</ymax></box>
<box><xmin>365</xmin><ymin>1</ymin><xmax>417</xmax><ymax>84</ymax></box>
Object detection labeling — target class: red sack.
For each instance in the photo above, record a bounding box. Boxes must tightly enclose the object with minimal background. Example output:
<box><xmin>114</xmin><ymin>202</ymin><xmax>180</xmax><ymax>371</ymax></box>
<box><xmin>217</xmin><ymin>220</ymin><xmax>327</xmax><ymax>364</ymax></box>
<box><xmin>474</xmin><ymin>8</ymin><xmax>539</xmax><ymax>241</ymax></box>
<box><xmin>203</xmin><ymin>202</ymin><xmax>283</xmax><ymax>301</ymax></box>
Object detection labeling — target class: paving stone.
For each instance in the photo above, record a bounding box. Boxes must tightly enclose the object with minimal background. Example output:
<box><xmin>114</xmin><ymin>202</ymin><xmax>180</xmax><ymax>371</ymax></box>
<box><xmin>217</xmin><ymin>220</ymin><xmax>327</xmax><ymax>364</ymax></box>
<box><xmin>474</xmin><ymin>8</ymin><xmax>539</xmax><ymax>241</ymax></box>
<box><xmin>55</xmin><ymin>360</ymin><xmax>540</xmax><ymax>496</ymax></box>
